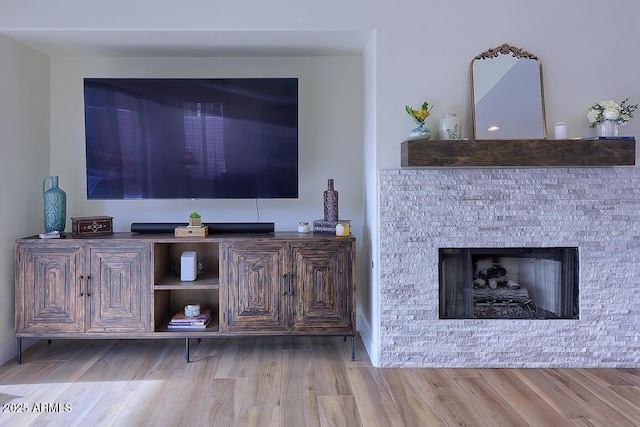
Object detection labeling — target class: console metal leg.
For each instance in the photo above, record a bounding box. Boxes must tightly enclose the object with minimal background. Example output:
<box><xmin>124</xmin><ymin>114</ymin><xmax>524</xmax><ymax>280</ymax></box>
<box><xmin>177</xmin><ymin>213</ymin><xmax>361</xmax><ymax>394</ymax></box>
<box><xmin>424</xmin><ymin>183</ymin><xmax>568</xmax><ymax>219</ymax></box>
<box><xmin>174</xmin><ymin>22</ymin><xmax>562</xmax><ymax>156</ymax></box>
<box><xmin>185</xmin><ymin>338</ymin><xmax>190</xmax><ymax>363</ymax></box>
<box><xmin>351</xmin><ymin>336</ymin><xmax>356</xmax><ymax>361</ymax></box>
<box><xmin>17</xmin><ymin>339</ymin><xmax>22</xmax><ymax>365</ymax></box>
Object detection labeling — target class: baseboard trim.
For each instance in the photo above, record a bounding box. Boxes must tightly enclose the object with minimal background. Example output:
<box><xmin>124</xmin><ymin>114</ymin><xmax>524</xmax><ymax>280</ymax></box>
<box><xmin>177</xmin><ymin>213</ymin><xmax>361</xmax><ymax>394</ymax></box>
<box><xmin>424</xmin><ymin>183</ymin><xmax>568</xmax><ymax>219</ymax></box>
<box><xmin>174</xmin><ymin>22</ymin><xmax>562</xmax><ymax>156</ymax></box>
<box><xmin>0</xmin><ymin>337</ymin><xmax>36</xmax><ymax>366</ymax></box>
<box><xmin>357</xmin><ymin>314</ymin><xmax>379</xmax><ymax>366</ymax></box>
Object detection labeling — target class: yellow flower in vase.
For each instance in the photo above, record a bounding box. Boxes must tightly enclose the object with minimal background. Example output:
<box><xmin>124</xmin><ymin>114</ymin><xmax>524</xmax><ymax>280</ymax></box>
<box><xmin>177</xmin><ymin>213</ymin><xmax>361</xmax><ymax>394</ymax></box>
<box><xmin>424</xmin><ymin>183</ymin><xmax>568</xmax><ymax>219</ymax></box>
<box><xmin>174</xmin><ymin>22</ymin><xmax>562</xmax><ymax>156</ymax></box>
<box><xmin>405</xmin><ymin>101</ymin><xmax>433</xmax><ymax>140</ymax></box>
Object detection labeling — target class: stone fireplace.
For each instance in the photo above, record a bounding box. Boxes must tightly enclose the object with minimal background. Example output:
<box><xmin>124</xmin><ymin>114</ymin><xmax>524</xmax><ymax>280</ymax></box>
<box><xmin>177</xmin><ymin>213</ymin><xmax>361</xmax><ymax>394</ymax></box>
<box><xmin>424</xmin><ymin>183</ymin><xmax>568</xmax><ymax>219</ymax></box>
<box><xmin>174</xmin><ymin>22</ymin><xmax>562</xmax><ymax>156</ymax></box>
<box><xmin>379</xmin><ymin>167</ymin><xmax>640</xmax><ymax>368</ymax></box>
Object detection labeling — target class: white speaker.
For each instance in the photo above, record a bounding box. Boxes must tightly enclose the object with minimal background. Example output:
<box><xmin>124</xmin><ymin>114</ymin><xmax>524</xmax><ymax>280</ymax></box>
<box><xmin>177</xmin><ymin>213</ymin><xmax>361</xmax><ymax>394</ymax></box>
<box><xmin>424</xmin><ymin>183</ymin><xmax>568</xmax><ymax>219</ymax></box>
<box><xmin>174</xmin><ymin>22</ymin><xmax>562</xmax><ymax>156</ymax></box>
<box><xmin>181</xmin><ymin>251</ymin><xmax>197</xmax><ymax>281</ymax></box>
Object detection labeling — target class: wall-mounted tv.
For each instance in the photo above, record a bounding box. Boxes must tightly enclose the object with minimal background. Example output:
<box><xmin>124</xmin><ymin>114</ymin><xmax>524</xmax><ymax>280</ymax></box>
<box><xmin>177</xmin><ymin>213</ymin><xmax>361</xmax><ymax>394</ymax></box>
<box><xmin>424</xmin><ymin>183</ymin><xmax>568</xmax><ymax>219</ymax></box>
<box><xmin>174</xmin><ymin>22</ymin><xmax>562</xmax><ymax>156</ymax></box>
<box><xmin>83</xmin><ymin>78</ymin><xmax>298</xmax><ymax>199</ymax></box>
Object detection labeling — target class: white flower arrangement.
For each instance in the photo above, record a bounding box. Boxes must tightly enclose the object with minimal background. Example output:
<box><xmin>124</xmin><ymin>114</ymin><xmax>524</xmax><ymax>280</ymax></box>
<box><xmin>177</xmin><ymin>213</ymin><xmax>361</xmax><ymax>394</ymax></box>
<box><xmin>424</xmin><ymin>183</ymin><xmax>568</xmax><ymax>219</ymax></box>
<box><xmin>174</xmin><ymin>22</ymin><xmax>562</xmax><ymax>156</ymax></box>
<box><xmin>587</xmin><ymin>98</ymin><xmax>638</xmax><ymax>128</ymax></box>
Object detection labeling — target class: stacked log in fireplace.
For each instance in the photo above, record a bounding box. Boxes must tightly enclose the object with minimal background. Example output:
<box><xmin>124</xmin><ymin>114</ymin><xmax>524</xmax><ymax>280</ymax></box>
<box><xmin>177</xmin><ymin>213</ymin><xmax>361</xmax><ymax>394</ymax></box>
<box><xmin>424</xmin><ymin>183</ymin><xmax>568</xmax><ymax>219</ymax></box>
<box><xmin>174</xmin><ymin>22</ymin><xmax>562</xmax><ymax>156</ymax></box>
<box><xmin>472</xmin><ymin>265</ymin><xmax>558</xmax><ymax>319</ymax></box>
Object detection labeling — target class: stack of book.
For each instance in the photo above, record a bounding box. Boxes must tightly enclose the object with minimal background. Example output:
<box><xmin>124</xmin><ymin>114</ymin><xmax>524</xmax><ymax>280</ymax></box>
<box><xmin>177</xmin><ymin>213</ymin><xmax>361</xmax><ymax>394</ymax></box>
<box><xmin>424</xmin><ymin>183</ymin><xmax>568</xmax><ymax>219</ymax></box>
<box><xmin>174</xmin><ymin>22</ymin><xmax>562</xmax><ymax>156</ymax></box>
<box><xmin>313</xmin><ymin>219</ymin><xmax>351</xmax><ymax>233</ymax></box>
<box><xmin>167</xmin><ymin>309</ymin><xmax>212</xmax><ymax>329</ymax></box>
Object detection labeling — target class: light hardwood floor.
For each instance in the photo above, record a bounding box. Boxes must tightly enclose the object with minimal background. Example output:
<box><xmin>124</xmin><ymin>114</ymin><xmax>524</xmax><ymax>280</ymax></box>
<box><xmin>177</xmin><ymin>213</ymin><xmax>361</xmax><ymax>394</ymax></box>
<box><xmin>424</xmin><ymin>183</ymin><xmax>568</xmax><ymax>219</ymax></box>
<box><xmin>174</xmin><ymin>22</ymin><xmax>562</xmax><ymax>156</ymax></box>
<box><xmin>1</xmin><ymin>336</ymin><xmax>639</xmax><ymax>426</ymax></box>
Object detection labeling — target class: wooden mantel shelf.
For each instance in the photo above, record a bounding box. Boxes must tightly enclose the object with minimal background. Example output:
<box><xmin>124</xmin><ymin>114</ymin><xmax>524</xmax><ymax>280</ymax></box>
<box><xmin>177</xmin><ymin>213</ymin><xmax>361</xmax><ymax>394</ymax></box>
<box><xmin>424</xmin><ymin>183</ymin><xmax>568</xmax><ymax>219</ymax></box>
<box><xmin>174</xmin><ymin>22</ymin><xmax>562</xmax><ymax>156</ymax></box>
<box><xmin>401</xmin><ymin>138</ymin><xmax>636</xmax><ymax>167</ymax></box>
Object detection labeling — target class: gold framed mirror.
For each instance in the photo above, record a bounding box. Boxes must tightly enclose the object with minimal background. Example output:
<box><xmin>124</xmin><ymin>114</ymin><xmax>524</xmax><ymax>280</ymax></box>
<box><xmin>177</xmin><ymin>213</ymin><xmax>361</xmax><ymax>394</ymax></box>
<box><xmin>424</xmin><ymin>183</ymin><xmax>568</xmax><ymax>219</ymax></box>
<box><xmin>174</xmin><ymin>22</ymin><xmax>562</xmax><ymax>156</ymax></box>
<box><xmin>471</xmin><ymin>43</ymin><xmax>547</xmax><ymax>139</ymax></box>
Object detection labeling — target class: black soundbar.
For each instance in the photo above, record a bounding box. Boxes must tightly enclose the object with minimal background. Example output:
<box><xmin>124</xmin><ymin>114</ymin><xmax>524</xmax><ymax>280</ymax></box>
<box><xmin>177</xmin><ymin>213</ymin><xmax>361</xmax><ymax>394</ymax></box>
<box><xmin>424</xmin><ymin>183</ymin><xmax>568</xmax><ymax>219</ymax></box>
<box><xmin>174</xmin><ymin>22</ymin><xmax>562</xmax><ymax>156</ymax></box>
<box><xmin>131</xmin><ymin>222</ymin><xmax>275</xmax><ymax>234</ymax></box>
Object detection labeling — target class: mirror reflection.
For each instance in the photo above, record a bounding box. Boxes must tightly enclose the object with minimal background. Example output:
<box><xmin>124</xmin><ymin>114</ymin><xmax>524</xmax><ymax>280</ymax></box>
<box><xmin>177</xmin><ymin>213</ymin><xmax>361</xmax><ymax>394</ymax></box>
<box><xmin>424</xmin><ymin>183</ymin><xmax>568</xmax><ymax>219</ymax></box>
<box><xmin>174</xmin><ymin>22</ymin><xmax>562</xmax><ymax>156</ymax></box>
<box><xmin>471</xmin><ymin>44</ymin><xmax>547</xmax><ymax>139</ymax></box>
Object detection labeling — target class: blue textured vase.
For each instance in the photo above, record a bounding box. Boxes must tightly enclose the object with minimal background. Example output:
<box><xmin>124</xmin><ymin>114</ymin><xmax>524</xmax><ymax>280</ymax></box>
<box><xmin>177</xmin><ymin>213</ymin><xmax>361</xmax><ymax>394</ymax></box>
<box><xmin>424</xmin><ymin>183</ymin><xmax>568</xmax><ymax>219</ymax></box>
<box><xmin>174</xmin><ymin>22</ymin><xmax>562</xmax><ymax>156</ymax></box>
<box><xmin>43</xmin><ymin>176</ymin><xmax>66</xmax><ymax>233</ymax></box>
<box><xmin>408</xmin><ymin>122</ymin><xmax>432</xmax><ymax>141</ymax></box>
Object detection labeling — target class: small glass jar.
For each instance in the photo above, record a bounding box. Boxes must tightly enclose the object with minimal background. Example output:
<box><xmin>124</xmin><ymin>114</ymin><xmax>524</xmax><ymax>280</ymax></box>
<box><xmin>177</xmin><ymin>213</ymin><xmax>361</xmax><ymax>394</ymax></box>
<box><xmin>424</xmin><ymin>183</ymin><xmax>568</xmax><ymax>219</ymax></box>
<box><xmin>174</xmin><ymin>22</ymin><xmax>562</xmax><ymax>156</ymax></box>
<box><xmin>598</xmin><ymin>120</ymin><xmax>619</xmax><ymax>138</ymax></box>
<box><xmin>297</xmin><ymin>221</ymin><xmax>310</xmax><ymax>233</ymax></box>
<box><xmin>439</xmin><ymin>114</ymin><xmax>461</xmax><ymax>140</ymax></box>
<box><xmin>335</xmin><ymin>223</ymin><xmax>350</xmax><ymax>237</ymax></box>
<box><xmin>184</xmin><ymin>304</ymin><xmax>201</xmax><ymax>318</ymax></box>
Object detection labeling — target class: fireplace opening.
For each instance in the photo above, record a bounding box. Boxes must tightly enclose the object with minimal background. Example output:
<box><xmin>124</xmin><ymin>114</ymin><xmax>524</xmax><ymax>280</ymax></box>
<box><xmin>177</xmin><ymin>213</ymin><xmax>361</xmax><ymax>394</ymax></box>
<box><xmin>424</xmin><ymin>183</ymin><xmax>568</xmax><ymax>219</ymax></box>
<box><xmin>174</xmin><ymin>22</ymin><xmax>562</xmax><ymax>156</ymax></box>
<box><xmin>439</xmin><ymin>247</ymin><xmax>579</xmax><ymax>319</ymax></box>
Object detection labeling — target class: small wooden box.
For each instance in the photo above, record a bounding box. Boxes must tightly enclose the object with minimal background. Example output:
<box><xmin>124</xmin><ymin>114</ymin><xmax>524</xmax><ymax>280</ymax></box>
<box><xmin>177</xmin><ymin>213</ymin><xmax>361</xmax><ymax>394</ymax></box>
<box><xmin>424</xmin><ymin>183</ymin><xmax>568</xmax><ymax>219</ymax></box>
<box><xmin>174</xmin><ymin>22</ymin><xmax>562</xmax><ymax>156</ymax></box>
<box><xmin>175</xmin><ymin>226</ymin><xmax>209</xmax><ymax>237</ymax></box>
<box><xmin>71</xmin><ymin>216</ymin><xmax>114</xmax><ymax>236</ymax></box>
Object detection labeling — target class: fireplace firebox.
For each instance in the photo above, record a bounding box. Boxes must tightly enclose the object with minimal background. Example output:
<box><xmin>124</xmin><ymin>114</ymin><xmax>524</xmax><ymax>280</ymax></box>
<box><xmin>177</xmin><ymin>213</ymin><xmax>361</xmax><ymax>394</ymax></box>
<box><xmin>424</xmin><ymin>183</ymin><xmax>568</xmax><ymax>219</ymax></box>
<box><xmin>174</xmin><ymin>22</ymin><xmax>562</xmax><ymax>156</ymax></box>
<box><xmin>439</xmin><ymin>247</ymin><xmax>579</xmax><ymax>319</ymax></box>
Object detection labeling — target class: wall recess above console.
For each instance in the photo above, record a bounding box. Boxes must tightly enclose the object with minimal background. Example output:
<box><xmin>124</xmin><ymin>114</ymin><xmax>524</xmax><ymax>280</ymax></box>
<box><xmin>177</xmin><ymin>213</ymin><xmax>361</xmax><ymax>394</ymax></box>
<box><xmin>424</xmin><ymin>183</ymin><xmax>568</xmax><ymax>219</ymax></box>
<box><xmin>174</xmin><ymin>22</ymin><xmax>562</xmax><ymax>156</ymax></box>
<box><xmin>401</xmin><ymin>138</ymin><xmax>636</xmax><ymax>167</ymax></box>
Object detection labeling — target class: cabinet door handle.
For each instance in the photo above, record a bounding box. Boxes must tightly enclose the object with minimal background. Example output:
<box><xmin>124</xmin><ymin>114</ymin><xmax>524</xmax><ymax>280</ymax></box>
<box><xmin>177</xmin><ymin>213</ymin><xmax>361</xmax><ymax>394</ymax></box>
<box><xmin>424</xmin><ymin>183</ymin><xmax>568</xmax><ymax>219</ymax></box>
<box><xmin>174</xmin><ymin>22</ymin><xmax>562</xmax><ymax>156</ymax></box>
<box><xmin>79</xmin><ymin>275</ymin><xmax>84</xmax><ymax>297</ymax></box>
<box><xmin>282</xmin><ymin>275</ymin><xmax>288</xmax><ymax>295</ymax></box>
<box><xmin>288</xmin><ymin>274</ymin><xmax>293</xmax><ymax>296</ymax></box>
<box><xmin>86</xmin><ymin>276</ymin><xmax>91</xmax><ymax>297</ymax></box>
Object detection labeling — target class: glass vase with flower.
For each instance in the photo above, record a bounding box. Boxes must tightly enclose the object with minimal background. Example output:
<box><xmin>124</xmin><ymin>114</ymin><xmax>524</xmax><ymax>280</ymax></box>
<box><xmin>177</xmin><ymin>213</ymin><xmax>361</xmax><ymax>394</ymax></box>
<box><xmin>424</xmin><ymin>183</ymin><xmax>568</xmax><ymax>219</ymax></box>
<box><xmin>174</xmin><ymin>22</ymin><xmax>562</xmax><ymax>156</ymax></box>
<box><xmin>587</xmin><ymin>98</ymin><xmax>638</xmax><ymax>138</ymax></box>
<box><xmin>405</xmin><ymin>101</ymin><xmax>433</xmax><ymax>140</ymax></box>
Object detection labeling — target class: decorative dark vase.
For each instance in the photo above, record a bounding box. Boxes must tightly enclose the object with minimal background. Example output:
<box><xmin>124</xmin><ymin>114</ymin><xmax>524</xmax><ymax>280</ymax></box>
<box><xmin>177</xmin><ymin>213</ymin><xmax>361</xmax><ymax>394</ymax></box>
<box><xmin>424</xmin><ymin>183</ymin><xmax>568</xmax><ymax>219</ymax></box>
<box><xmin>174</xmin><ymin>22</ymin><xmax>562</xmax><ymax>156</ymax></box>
<box><xmin>323</xmin><ymin>179</ymin><xmax>339</xmax><ymax>222</ymax></box>
<box><xmin>43</xmin><ymin>176</ymin><xmax>66</xmax><ymax>233</ymax></box>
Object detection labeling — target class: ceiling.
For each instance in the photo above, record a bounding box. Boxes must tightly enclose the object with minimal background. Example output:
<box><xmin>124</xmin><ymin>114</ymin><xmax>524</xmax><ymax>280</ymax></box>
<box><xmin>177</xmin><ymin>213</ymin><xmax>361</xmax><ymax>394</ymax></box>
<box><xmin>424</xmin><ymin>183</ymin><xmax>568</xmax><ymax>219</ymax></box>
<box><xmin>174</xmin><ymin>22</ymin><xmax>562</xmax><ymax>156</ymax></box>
<box><xmin>1</xmin><ymin>29</ymin><xmax>371</xmax><ymax>57</ymax></box>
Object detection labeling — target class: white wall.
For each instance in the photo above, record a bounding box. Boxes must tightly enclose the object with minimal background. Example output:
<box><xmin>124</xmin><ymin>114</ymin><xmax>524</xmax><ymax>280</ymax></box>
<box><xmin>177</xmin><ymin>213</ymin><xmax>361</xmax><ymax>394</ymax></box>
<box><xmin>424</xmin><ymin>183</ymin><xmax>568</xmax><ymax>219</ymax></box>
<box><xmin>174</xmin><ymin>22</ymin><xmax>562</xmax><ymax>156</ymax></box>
<box><xmin>0</xmin><ymin>35</ymin><xmax>50</xmax><ymax>362</ymax></box>
<box><xmin>0</xmin><ymin>0</ymin><xmax>374</xmax><ymax>30</ymax></box>
<box><xmin>360</xmin><ymin>31</ymin><xmax>378</xmax><ymax>364</ymax></box>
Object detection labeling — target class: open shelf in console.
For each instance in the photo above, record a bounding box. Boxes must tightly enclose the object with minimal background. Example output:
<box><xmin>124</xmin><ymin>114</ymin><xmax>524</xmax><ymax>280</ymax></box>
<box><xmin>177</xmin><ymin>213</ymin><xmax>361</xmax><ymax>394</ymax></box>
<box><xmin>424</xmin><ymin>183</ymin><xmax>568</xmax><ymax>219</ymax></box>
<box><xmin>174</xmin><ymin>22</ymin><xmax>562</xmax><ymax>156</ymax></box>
<box><xmin>152</xmin><ymin>240</ymin><xmax>220</xmax><ymax>333</ymax></box>
<box><xmin>154</xmin><ymin>275</ymin><xmax>220</xmax><ymax>290</ymax></box>
<box><xmin>154</xmin><ymin>301</ymin><xmax>220</xmax><ymax>334</ymax></box>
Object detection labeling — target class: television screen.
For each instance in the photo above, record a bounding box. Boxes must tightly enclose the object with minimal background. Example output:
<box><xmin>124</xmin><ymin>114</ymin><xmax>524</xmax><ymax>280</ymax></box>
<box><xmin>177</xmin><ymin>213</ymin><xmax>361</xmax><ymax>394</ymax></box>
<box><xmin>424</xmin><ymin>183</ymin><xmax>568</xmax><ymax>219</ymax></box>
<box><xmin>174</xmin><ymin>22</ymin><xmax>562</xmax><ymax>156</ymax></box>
<box><xmin>83</xmin><ymin>78</ymin><xmax>298</xmax><ymax>199</ymax></box>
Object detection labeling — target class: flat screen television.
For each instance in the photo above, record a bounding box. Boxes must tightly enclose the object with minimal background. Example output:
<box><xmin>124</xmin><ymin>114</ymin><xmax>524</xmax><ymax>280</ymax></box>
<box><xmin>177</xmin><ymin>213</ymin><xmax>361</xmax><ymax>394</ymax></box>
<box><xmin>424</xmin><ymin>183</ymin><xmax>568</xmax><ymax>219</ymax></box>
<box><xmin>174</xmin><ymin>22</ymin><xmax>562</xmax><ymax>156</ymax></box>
<box><xmin>83</xmin><ymin>78</ymin><xmax>298</xmax><ymax>199</ymax></box>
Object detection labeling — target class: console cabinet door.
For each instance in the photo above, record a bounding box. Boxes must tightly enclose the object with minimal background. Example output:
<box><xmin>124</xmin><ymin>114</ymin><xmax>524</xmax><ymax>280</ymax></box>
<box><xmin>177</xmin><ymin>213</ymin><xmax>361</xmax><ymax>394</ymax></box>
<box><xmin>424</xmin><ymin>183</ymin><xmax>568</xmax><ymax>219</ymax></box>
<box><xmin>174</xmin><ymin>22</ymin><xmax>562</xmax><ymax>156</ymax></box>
<box><xmin>85</xmin><ymin>242</ymin><xmax>152</xmax><ymax>333</ymax></box>
<box><xmin>221</xmin><ymin>241</ymin><xmax>286</xmax><ymax>332</ymax></box>
<box><xmin>287</xmin><ymin>240</ymin><xmax>355</xmax><ymax>333</ymax></box>
<box><xmin>15</xmin><ymin>241</ymin><xmax>85</xmax><ymax>334</ymax></box>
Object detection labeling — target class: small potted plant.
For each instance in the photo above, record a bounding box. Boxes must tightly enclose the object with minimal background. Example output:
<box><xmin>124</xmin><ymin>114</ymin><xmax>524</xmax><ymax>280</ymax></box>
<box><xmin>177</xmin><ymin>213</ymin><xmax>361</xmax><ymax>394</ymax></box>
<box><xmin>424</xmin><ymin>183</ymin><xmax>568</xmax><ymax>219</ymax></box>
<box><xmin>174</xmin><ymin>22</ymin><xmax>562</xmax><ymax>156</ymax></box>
<box><xmin>188</xmin><ymin>212</ymin><xmax>202</xmax><ymax>227</ymax></box>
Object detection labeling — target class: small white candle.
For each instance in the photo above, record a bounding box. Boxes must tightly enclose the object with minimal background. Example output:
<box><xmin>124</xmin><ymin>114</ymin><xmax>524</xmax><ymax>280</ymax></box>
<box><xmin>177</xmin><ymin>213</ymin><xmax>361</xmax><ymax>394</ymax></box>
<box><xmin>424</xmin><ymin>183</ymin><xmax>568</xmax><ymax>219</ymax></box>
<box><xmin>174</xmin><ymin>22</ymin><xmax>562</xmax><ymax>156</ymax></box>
<box><xmin>554</xmin><ymin>122</ymin><xmax>568</xmax><ymax>139</ymax></box>
<box><xmin>297</xmin><ymin>222</ymin><xmax>310</xmax><ymax>233</ymax></box>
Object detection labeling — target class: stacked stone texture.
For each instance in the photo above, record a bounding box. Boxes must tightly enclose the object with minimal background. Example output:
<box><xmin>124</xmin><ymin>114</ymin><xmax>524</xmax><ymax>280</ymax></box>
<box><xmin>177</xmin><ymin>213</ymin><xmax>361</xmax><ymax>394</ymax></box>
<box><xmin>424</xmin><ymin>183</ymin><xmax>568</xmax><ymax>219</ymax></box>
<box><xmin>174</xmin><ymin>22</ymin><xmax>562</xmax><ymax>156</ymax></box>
<box><xmin>379</xmin><ymin>167</ymin><xmax>640</xmax><ymax>368</ymax></box>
